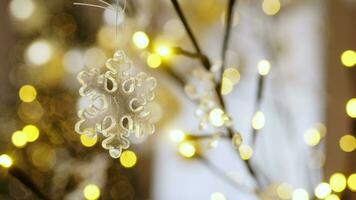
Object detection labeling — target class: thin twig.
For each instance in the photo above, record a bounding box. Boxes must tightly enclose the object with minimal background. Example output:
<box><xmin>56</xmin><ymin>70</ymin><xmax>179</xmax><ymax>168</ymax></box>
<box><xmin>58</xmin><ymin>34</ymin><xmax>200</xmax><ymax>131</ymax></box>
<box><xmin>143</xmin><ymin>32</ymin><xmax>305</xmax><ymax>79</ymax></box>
<box><xmin>73</xmin><ymin>2</ymin><xmax>114</xmax><ymax>10</ymax></box>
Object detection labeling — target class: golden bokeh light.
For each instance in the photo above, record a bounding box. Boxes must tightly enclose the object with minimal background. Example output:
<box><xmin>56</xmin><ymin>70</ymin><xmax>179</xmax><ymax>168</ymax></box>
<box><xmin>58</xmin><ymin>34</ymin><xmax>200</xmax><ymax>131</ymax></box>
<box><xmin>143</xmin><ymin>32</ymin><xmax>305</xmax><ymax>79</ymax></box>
<box><xmin>210</xmin><ymin>192</ymin><xmax>226</xmax><ymax>200</ymax></box>
<box><xmin>19</xmin><ymin>85</ymin><xmax>37</xmax><ymax>103</ymax></box>
<box><xmin>292</xmin><ymin>188</ymin><xmax>309</xmax><ymax>200</ymax></box>
<box><xmin>257</xmin><ymin>59</ymin><xmax>271</xmax><ymax>76</ymax></box>
<box><xmin>0</xmin><ymin>154</ymin><xmax>13</xmax><ymax>168</ymax></box>
<box><xmin>314</xmin><ymin>182</ymin><xmax>331</xmax><ymax>199</ymax></box>
<box><xmin>156</xmin><ymin>45</ymin><xmax>171</xmax><ymax>57</ymax></box>
<box><xmin>12</xmin><ymin>130</ymin><xmax>27</xmax><ymax>148</ymax></box>
<box><xmin>340</xmin><ymin>50</ymin><xmax>356</xmax><ymax>67</ymax></box>
<box><xmin>348</xmin><ymin>173</ymin><xmax>356</xmax><ymax>191</ymax></box>
<box><xmin>120</xmin><ymin>150</ymin><xmax>137</xmax><ymax>168</ymax></box>
<box><xmin>26</xmin><ymin>40</ymin><xmax>53</xmax><ymax>66</ymax></box>
<box><xmin>339</xmin><ymin>134</ymin><xmax>356</xmax><ymax>152</ymax></box>
<box><xmin>329</xmin><ymin>173</ymin><xmax>347</xmax><ymax>192</ymax></box>
<box><xmin>23</xmin><ymin>124</ymin><xmax>39</xmax><ymax>142</ymax></box>
<box><xmin>325</xmin><ymin>194</ymin><xmax>340</xmax><ymax>200</ymax></box>
<box><xmin>178</xmin><ymin>141</ymin><xmax>196</xmax><ymax>158</ymax></box>
<box><xmin>80</xmin><ymin>134</ymin><xmax>97</xmax><ymax>147</ymax></box>
<box><xmin>346</xmin><ymin>98</ymin><xmax>356</xmax><ymax>118</ymax></box>
<box><xmin>83</xmin><ymin>184</ymin><xmax>100</xmax><ymax>200</ymax></box>
<box><xmin>262</xmin><ymin>0</ymin><xmax>281</xmax><ymax>16</ymax></box>
<box><xmin>303</xmin><ymin>128</ymin><xmax>321</xmax><ymax>147</ymax></box>
<box><xmin>132</xmin><ymin>31</ymin><xmax>149</xmax><ymax>49</ymax></box>
<box><xmin>239</xmin><ymin>144</ymin><xmax>253</xmax><ymax>160</ymax></box>
<box><xmin>9</xmin><ymin>0</ymin><xmax>35</xmax><ymax>21</ymax></box>
<box><xmin>223</xmin><ymin>68</ymin><xmax>240</xmax><ymax>85</ymax></box>
<box><xmin>147</xmin><ymin>53</ymin><xmax>162</xmax><ymax>68</ymax></box>
<box><xmin>252</xmin><ymin>111</ymin><xmax>265</xmax><ymax>130</ymax></box>
<box><xmin>169</xmin><ymin>129</ymin><xmax>186</xmax><ymax>143</ymax></box>
<box><xmin>221</xmin><ymin>77</ymin><xmax>234</xmax><ymax>95</ymax></box>
<box><xmin>277</xmin><ymin>183</ymin><xmax>293</xmax><ymax>200</ymax></box>
<box><xmin>209</xmin><ymin>108</ymin><xmax>225</xmax><ymax>127</ymax></box>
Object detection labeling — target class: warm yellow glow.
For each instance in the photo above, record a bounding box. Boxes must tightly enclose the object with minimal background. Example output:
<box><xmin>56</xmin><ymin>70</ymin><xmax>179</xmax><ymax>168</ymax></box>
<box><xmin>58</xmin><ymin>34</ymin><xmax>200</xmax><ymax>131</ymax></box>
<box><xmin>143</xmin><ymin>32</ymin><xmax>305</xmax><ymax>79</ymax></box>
<box><xmin>329</xmin><ymin>173</ymin><xmax>347</xmax><ymax>192</ymax></box>
<box><xmin>314</xmin><ymin>182</ymin><xmax>331</xmax><ymax>199</ymax></box>
<box><xmin>156</xmin><ymin>45</ymin><xmax>171</xmax><ymax>57</ymax></box>
<box><xmin>257</xmin><ymin>59</ymin><xmax>271</xmax><ymax>76</ymax></box>
<box><xmin>0</xmin><ymin>154</ymin><xmax>13</xmax><ymax>168</ymax></box>
<box><xmin>341</xmin><ymin>50</ymin><xmax>356</xmax><ymax>67</ymax></box>
<box><xmin>325</xmin><ymin>194</ymin><xmax>340</xmax><ymax>200</ymax></box>
<box><xmin>239</xmin><ymin>144</ymin><xmax>253</xmax><ymax>160</ymax></box>
<box><xmin>19</xmin><ymin>85</ymin><xmax>37</xmax><ymax>103</ymax></box>
<box><xmin>120</xmin><ymin>150</ymin><xmax>137</xmax><ymax>168</ymax></box>
<box><xmin>339</xmin><ymin>134</ymin><xmax>356</xmax><ymax>152</ymax></box>
<box><xmin>348</xmin><ymin>173</ymin><xmax>356</xmax><ymax>191</ymax></box>
<box><xmin>221</xmin><ymin>77</ymin><xmax>234</xmax><ymax>95</ymax></box>
<box><xmin>83</xmin><ymin>184</ymin><xmax>100</xmax><ymax>200</ymax></box>
<box><xmin>132</xmin><ymin>31</ymin><xmax>149</xmax><ymax>49</ymax></box>
<box><xmin>12</xmin><ymin>131</ymin><xmax>27</xmax><ymax>148</ymax></box>
<box><xmin>262</xmin><ymin>0</ymin><xmax>281</xmax><ymax>16</ymax></box>
<box><xmin>178</xmin><ymin>141</ymin><xmax>196</xmax><ymax>158</ymax></box>
<box><xmin>303</xmin><ymin>128</ymin><xmax>321</xmax><ymax>146</ymax></box>
<box><xmin>223</xmin><ymin>68</ymin><xmax>240</xmax><ymax>85</ymax></box>
<box><xmin>209</xmin><ymin>108</ymin><xmax>225</xmax><ymax>127</ymax></box>
<box><xmin>210</xmin><ymin>192</ymin><xmax>226</xmax><ymax>200</ymax></box>
<box><xmin>23</xmin><ymin>124</ymin><xmax>39</xmax><ymax>142</ymax></box>
<box><xmin>147</xmin><ymin>54</ymin><xmax>162</xmax><ymax>68</ymax></box>
<box><xmin>80</xmin><ymin>135</ymin><xmax>97</xmax><ymax>147</ymax></box>
<box><xmin>9</xmin><ymin>0</ymin><xmax>35</xmax><ymax>21</ymax></box>
<box><xmin>169</xmin><ymin>129</ymin><xmax>185</xmax><ymax>143</ymax></box>
<box><xmin>346</xmin><ymin>98</ymin><xmax>356</xmax><ymax>118</ymax></box>
<box><xmin>292</xmin><ymin>188</ymin><xmax>309</xmax><ymax>200</ymax></box>
<box><xmin>277</xmin><ymin>183</ymin><xmax>293</xmax><ymax>200</ymax></box>
<box><xmin>26</xmin><ymin>40</ymin><xmax>53</xmax><ymax>66</ymax></box>
<box><xmin>252</xmin><ymin>111</ymin><xmax>265</xmax><ymax>130</ymax></box>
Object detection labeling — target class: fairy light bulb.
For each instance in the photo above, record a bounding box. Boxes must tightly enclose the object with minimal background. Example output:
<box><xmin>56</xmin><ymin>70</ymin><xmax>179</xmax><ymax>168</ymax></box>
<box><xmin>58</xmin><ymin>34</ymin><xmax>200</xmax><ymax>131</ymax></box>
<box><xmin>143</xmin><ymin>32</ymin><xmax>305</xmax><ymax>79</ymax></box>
<box><xmin>292</xmin><ymin>188</ymin><xmax>309</xmax><ymax>200</ymax></box>
<box><xmin>252</xmin><ymin>111</ymin><xmax>265</xmax><ymax>130</ymax></box>
<box><xmin>178</xmin><ymin>141</ymin><xmax>196</xmax><ymax>158</ymax></box>
<box><xmin>23</xmin><ymin>124</ymin><xmax>40</xmax><ymax>142</ymax></box>
<box><xmin>209</xmin><ymin>108</ymin><xmax>225</xmax><ymax>127</ymax></box>
<box><xmin>9</xmin><ymin>0</ymin><xmax>35</xmax><ymax>21</ymax></box>
<box><xmin>132</xmin><ymin>31</ymin><xmax>149</xmax><ymax>49</ymax></box>
<box><xmin>120</xmin><ymin>150</ymin><xmax>137</xmax><ymax>168</ymax></box>
<box><xmin>19</xmin><ymin>85</ymin><xmax>37</xmax><ymax>103</ymax></box>
<box><xmin>156</xmin><ymin>45</ymin><xmax>171</xmax><ymax>57</ymax></box>
<box><xmin>257</xmin><ymin>59</ymin><xmax>271</xmax><ymax>76</ymax></box>
<box><xmin>348</xmin><ymin>173</ymin><xmax>356</xmax><ymax>191</ymax></box>
<box><xmin>346</xmin><ymin>98</ymin><xmax>356</xmax><ymax>118</ymax></box>
<box><xmin>262</xmin><ymin>0</ymin><xmax>281</xmax><ymax>16</ymax></box>
<box><xmin>339</xmin><ymin>135</ymin><xmax>356</xmax><ymax>152</ymax></box>
<box><xmin>0</xmin><ymin>154</ymin><xmax>13</xmax><ymax>168</ymax></box>
<box><xmin>26</xmin><ymin>40</ymin><xmax>53</xmax><ymax>66</ymax></box>
<box><xmin>341</xmin><ymin>50</ymin><xmax>356</xmax><ymax>67</ymax></box>
<box><xmin>147</xmin><ymin>53</ymin><xmax>162</xmax><ymax>68</ymax></box>
<box><xmin>314</xmin><ymin>182</ymin><xmax>331</xmax><ymax>199</ymax></box>
<box><xmin>303</xmin><ymin>128</ymin><xmax>321</xmax><ymax>146</ymax></box>
<box><xmin>239</xmin><ymin>144</ymin><xmax>253</xmax><ymax>160</ymax></box>
<box><xmin>80</xmin><ymin>135</ymin><xmax>97</xmax><ymax>147</ymax></box>
<box><xmin>169</xmin><ymin>129</ymin><xmax>185</xmax><ymax>143</ymax></box>
<box><xmin>329</xmin><ymin>173</ymin><xmax>347</xmax><ymax>192</ymax></box>
<box><xmin>12</xmin><ymin>131</ymin><xmax>27</xmax><ymax>148</ymax></box>
<box><xmin>83</xmin><ymin>184</ymin><xmax>100</xmax><ymax>200</ymax></box>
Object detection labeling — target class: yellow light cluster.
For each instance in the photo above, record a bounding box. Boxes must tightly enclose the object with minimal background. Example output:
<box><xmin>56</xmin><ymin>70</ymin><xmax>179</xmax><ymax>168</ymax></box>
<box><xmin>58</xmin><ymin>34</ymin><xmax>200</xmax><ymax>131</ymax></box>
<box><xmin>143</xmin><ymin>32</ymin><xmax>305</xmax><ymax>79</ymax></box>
<box><xmin>262</xmin><ymin>0</ymin><xmax>281</xmax><ymax>16</ymax></box>
<box><xmin>339</xmin><ymin>134</ymin><xmax>356</xmax><ymax>152</ymax></box>
<box><xmin>221</xmin><ymin>68</ymin><xmax>240</xmax><ymax>95</ymax></box>
<box><xmin>0</xmin><ymin>154</ymin><xmax>13</xmax><ymax>168</ymax></box>
<box><xmin>252</xmin><ymin>111</ymin><xmax>265</xmax><ymax>130</ymax></box>
<box><xmin>178</xmin><ymin>141</ymin><xmax>196</xmax><ymax>158</ymax></box>
<box><xmin>314</xmin><ymin>182</ymin><xmax>331</xmax><ymax>199</ymax></box>
<box><xmin>346</xmin><ymin>98</ymin><xmax>356</xmax><ymax>118</ymax></box>
<box><xmin>83</xmin><ymin>184</ymin><xmax>100</xmax><ymax>200</ymax></box>
<box><xmin>19</xmin><ymin>85</ymin><xmax>37</xmax><ymax>103</ymax></box>
<box><xmin>329</xmin><ymin>173</ymin><xmax>347</xmax><ymax>192</ymax></box>
<box><xmin>239</xmin><ymin>144</ymin><xmax>253</xmax><ymax>160</ymax></box>
<box><xmin>132</xmin><ymin>31</ymin><xmax>149</xmax><ymax>49</ymax></box>
<box><xmin>257</xmin><ymin>59</ymin><xmax>271</xmax><ymax>76</ymax></box>
<box><xmin>156</xmin><ymin>45</ymin><xmax>171</xmax><ymax>57</ymax></box>
<box><xmin>12</xmin><ymin>125</ymin><xmax>40</xmax><ymax>148</ymax></box>
<box><xmin>341</xmin><ymin>50</ymin><xmax>356</xmax><ymax>67</ymax></box>
<box><xmin>120</xmin><ymin>150</ymin><xmax>137</xmax><ymax>168</ymax></box>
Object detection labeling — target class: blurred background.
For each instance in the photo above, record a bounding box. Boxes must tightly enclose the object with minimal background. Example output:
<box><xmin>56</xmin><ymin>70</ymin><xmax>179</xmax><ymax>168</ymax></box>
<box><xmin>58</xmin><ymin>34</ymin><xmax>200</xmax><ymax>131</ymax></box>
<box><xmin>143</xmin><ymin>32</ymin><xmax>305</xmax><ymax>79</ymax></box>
<box><xmin>0</xmin><ymin>0</ymin><xmax>355</xmax><ymax>199</ymax></box>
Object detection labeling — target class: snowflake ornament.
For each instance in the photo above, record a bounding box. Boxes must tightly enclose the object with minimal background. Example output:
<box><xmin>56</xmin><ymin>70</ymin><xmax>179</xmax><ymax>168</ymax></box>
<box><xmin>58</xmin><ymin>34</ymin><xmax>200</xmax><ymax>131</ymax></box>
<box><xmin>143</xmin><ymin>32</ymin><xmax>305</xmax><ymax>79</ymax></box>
<box><xmin>185</xmin><ymin>68</ymin><xmax>231</xmax><ymax>130</ymax></box>
<box><xmin>75</xmin><ymin>50</ymin><xmax>157</xmax><ymax>158</ymax></box>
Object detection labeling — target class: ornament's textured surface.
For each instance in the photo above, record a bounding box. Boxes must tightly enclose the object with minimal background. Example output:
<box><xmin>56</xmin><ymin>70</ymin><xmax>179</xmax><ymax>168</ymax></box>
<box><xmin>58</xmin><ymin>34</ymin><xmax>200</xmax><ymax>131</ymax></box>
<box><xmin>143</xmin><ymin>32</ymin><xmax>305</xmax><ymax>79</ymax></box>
<box><xmin>75</xmin><ymin>51</ymin><xmax>156</xmax><ymax>158</ymax></box>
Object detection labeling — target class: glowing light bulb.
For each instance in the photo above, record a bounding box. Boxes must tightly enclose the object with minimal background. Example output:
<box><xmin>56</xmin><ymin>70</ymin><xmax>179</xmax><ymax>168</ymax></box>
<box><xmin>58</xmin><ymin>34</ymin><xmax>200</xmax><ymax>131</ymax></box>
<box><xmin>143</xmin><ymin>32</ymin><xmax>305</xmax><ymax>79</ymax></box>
<box><xmin>341</xmin><ymin>50</ymin><xmax>356</xmax><ymax>67</ymax></box>
<box><xmin>9</xmin><ymin>0</ymin><xmax>35</xmax><ymax>21</ymax></box>
<box><xmin>239</xmin><ymin>144</ymin><xmax>253</xmax><ymax>160</ymax></box>
<box><xmin>329</xmin><ymin>173</ymin><xmax>347</xmax><ymax>192</ymax></box>
<box><xmin>156</xmin><ymin>45</ymin><xmax>171</xmax><ymax>57</ymax></box>
<box><xmin>80</xmin><ymin>135</ymin><xmax>97</xmax><ymax>147</ymax></box>
<box><xmin>314</xmin><ymin>182</ymin><xmax>331</xmax><ymax>199</ymax></box>
<box><xmin>292</xmin><ymin>188</ymin><xmax>309</xmax><ymax>200</ymax></box>
<box><xmin>209</xmin><ymin>108</ymin><xmax>225</xmax><ymax>127</ymax></box>
<box><xmin>223</xmin><ymin>68</ymin><xmax>240</xmax><ymax>85</ymax></box>
<box><xmin>0</xmin><ymin>154</ymin><xmax>13</xmax><ymax>168</ymax></box>
<box><xmin>325</xmin><ymin>194</ymin><xmax>340</xmax><ymax>200</ymax></box>
<box><xmin>169</xmin><ymin>129</ymin><xmax>185</xmax><ymax>143</ymax></box>
<box><xmin>303</xmin><ymin>128</ymin><xmax>321</xmax><ymax>146</ymax></box>
<box><xmin>221</xmin><ymin>77</ymin><xmax>234</xmax><ymax>95</ymax></box>
<box><xmin>210</xmin><ymin>192</ymin><xmax>226</xmax><ymax>200</ymax></box>
<box><xmin>83</xmin><ymin>184</ymin><xmax>100</xmax><ymax>200</ymax></box>
<box><xmin>257</xmin><ymin>59</ymin><xmax>271</xmax><ymax>76</ymax></box>
<box><xmin>277</xmin><ymin>183</ymin><xmax>293</xmax><ymax>200</ymax></box>
<box><xmin>132</xmin><ymin>31</ymin><xmax>149</xmax><ymax>49</ymax></box>
<box><xmin>348</xmin><ymin>173</ymin><xmax>356</xmax><ymax>191</ymax></box>
<box><xmin>26</xmin><ymin>40</ymin><xmax>53</xmax><ymax>66</ymax></box>
<box><xmin>147</xmin><ymin>54</ymin><xmax>162</xmax><ymax>68</ymax></box>
<box><xmin>23</xmin><ymin>124</ymin><xmax>39</xmax><ymax>142</ymax></box>
<box><xmin>346</xmin><ymin>98</ymin><xmax>356</xmax><ymax>118</ymax></box>
<box><xmin>178</xmin><ymin>141</ymin><xmax>196</xmax><ymax>158</ymax></box>
<box><xmin>339</xmin><ymin>135</ymin><xmax>356</xmax><ymax>152</ymax></box>
<box><xmin>120</xmin><ymin>150</ymin><xmax>137</xmax><ymax>168</ymax></box>
<box><xmin>252</xmin><ymin>111</ymin><xmax>265</xmax><ymax>130</ymax></box>
<box><xmin>19</xmin><ymin>85</ymin><xmax>37</xmax><ymax>103</ymax></box>
<box><xmin>262</xmin><ymin>0</ymin><xmax>281</xmax><ymax>16</ymax></box>
<box><xmin>12</xmin><ymin>131</ymin><xmax>27</xmax><ymax>148</ymax></box>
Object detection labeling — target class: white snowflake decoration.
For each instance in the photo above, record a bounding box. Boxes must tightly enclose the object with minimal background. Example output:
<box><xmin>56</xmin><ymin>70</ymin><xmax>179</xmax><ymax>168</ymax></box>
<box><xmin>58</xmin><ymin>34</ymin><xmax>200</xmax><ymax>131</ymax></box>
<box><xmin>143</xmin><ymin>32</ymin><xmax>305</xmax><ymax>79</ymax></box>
<box><xmin>184</xmin><ymin>68</ymin><xmax>231</xmax><ymax>130</ymax></box>
<box><xmin>75</xmin><ymin>50</ymin><xmax>157</xmax><ymax>158</ymax></box>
